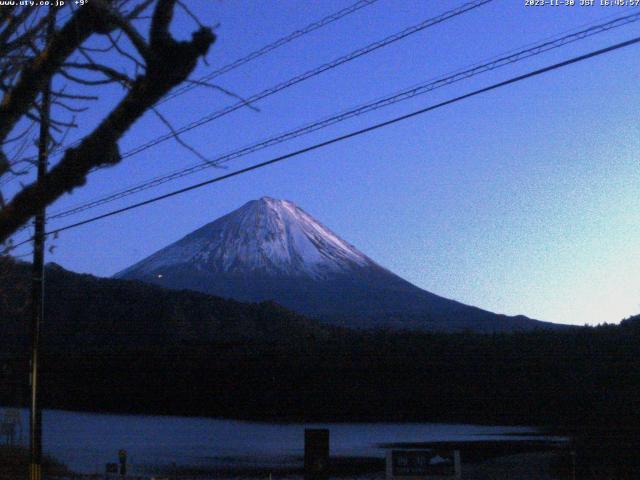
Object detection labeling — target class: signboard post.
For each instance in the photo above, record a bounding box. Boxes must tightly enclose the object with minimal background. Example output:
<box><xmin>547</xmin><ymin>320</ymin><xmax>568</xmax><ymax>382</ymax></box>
<box><xmin>118</xmin><ymin>449</ymin><xmax>127</xmax><ymax>477</ymax></box>
<box><xmin>386</xmin><ymin>450</ymin><xmax>461</xmax><ymax>480</ymax></box>
<box><xmin>304</xmin><ymin>428</ymin><xmax>330</xmax><ymax>480</ymax></box>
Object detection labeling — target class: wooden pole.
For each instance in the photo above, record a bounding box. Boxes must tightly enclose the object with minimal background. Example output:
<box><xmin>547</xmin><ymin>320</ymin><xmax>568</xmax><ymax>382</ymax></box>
<box><xmin>29</xmin><ymin>7</ymin><xmax>54</xmax><ymax>480</ymax></box>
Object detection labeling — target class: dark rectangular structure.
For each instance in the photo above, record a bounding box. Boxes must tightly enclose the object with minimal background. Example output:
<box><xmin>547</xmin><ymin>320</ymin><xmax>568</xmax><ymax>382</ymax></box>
<box><xmin>304</xmin><ymin>428</ymin><xmax>330</xmax><ymax>479</ymax></box>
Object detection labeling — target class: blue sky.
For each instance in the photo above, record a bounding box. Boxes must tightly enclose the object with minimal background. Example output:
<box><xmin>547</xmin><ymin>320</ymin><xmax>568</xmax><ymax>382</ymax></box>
<box><xmin>7</xmin><ymin>0</ymin><xmax>640</xmax><ymax>326</ymax></box>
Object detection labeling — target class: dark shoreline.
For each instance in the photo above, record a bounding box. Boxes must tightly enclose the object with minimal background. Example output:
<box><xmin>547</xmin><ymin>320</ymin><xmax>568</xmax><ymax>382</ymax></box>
<box><xmin>0</xmin><ymin>445</ymin><xmax>71</xmax><ymax>480</ymax></box>
<box><xmin>379</xmin><ymin>439</ymin><xmax>565</xmax><ymax>463</ymax></box>
<box><xmin>135</xmin><ymin>439</ymin><xmax>567</xmax><ymax>479</ymax></box>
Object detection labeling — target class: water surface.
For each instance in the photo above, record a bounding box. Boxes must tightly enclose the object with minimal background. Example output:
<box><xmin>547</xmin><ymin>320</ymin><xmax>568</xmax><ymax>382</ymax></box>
<box><xmin>1</xmin><ymin>407</ymin><xmax>551</xmax><ymax>474</ymax></box>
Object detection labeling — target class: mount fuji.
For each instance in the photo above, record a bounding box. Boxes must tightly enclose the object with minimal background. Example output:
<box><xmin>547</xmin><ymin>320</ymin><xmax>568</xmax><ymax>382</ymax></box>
<box><xmin>115</xmin><ymin>197</ymin><xmax>559</xmax><ymax>332</ymax></box>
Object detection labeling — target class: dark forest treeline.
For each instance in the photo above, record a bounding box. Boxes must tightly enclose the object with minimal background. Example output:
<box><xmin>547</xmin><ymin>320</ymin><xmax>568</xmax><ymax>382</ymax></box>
<box><xmin>2</xmin><ymin>320</ymin><xmax>640</xmax><ymax>430</ymax></box>
<box><xmin>3</xmin><ymin>258</ymin><xmax>640</xmax><ymax>476</ymax></box>
<box><xmin>2</xmin><ymin>321</ymin><xmax>640</xmax><ymax>478</ymax></box>
<box><xmin>1</xmin><ymin>257</ymin><xmax>640</xmax><ymax>430</ymax></box>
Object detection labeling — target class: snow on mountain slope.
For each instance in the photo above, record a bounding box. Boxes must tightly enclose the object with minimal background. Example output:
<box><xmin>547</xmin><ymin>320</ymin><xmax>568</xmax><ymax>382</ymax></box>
<box><xmin>116</xmin><ymin>197</ymin><xmax>375</xmax><ymax>280</ymax></box>
<box><xmin>115</xmin><ymin>197</ymin><xmax>560</xmax><ymax>332</ymax></box>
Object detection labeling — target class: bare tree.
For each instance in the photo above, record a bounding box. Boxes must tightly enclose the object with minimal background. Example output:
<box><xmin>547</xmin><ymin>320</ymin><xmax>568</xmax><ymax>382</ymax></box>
<box><xmin>0</xmin><ymin>0</ymin><xmax>215</xmax><ymax>244</ymax></box>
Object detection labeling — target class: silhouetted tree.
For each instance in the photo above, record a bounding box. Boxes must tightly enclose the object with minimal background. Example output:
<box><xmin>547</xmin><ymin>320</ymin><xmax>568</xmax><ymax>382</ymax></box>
<box><xmin>0</xmin><ymin>0</ymin><xmax>215</xmax><ymax>243</ymax></box>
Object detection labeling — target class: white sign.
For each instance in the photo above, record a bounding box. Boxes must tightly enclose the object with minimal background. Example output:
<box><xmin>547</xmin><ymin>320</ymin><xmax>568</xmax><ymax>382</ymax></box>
<box><xmin>386</xmin><ymin>449</ymin><xmax>461</xmax><ymax>480</ymax></box>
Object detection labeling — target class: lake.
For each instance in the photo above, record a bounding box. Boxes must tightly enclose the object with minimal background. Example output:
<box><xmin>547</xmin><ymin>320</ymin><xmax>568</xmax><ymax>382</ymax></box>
<box><xmin>1</xmin><ymin>407</ymin><xmax>555</xmax><ymax>474</ymax></box>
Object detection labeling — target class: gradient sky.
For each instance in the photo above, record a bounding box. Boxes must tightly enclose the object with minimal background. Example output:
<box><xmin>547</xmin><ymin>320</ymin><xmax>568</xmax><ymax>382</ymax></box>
<box><xmin>6</xmin><ymin>0</ymin><xmax>640</xmax><ymax>326</ymax></box>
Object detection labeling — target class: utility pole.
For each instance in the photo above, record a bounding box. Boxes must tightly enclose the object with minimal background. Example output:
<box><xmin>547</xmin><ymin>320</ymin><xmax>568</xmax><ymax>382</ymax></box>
<box><xmin>29</xmin><ymin>7</ymin><xmax>54</xmax><ymax>480</ymax></box>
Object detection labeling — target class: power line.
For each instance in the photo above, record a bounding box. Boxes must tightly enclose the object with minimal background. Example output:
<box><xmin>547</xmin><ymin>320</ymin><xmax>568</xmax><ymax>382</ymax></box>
<box><xmin>157</xmin><ymin>0</ymin><xmax>381</xmax><ymax>106</ymax></box>
<box><xmin>7</xmin><ymin>0</ymin><xmax>495</xmax><ymax>240</ymax></box>
<box><xmin>5</xmin><ymin>0</ymin><xmax>493</xmax><ymax>188</ymax></box>
<box><xmin>2</xmin><ymin>0</ymin><xmax>382</xmax><ymax>180</ymax></box>
<box><xmin>16</xmin><ymin>34</ymin><xmax>637</xmax><ymax>245</ymax></box>
<box><xmin>44</xmin><ymin>11</ymin><xmax>640</xmax><ymax>222</ymax></box>
<box><xmin>11</xmin><ymin>249</ymin><xmax>35</xmax><ymax>259</ymax></box>
<box><xmin>116</xmin><ymin>0</ymin><xmax>494</xmax><ymax>159</ymax></box>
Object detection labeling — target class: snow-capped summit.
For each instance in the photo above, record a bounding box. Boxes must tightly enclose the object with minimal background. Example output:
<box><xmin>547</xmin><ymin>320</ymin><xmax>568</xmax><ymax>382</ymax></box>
<box><xmin>116</xmin><ymin>197</ymin><xmax>374</xmax><ymax>280</ymax></box>
<box><xmin>116</xmin><ymin>197</ymin><xmax>559</xmax><ymax>332</ymax></box>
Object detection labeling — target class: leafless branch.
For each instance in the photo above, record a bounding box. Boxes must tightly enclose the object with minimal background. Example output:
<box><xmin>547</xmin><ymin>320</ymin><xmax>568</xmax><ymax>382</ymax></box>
<box><xmin>152</xmin><ymin>106</ymin><xmax>223</xmax><ymax>166</ymax></box>
<box><xmin>0</xmin><ymin>0</ymin><xmax>216</xmax><ymax>242</ymax></box>
<box><xmin>63</xmin><ymin>61</ymin><xmax>133</xmax><ymax>86</ymax></box>
<box><xmin>184</xmin><ymin>79</ymin><xmax>260</xmax><ymax>113</ymax></box>
<box><xmin>177</xmin><ymin>0</ymin><xmax>204</xmax><ymax>28</ymax></box>
<box><xmin>106</xmin><ymin>30</ymin><xmax>145</xmax><ymax>71</ymax></box>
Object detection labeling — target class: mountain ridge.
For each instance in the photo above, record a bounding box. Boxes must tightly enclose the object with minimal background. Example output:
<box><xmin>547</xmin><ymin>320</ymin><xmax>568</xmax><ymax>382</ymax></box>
<box><xmin>116</xmin><ymin>197</ymin><xmax>562</xmax><ymax>333</ymax></box>
<box><xmin>0</xmin><ymin>257</ymin><xmax>334</xmax><ymax>353</ymax></box>
<box><xmin>116</xmin><ymin>196</ymin><xmax>377</xmax><ymax>280</ymax></box>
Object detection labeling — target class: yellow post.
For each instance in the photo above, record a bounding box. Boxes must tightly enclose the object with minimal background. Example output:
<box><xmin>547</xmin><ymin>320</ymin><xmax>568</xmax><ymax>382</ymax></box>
<box><xmin>28</xmin><ymin>463</ymin><xmax>41</xmax><ymax>480</ymax></box>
